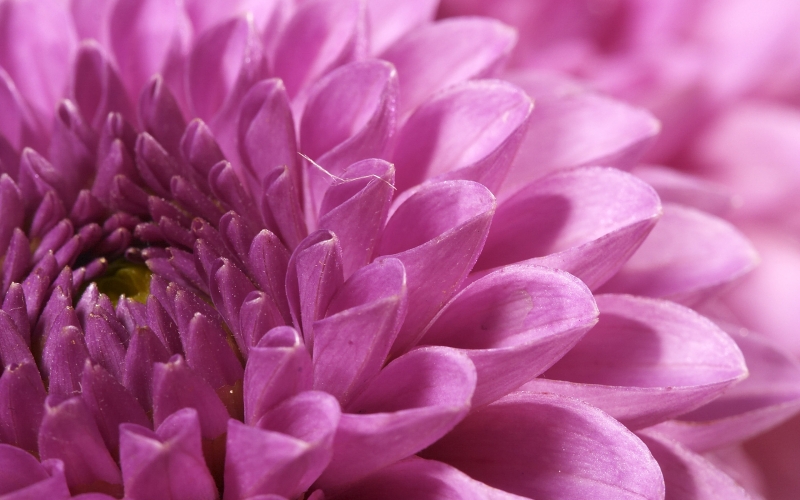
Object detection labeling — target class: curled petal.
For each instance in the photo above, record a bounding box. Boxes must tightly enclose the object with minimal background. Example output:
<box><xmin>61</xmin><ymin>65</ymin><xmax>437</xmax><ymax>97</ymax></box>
<box><xmin>377</xmin><ymin>180</ymin><xmax>495</xmax><ymax>356</ymax></box>
<box><xmin>316</xmin><ymin>346</ymin><xmax>476</xmax><ymax>490</ymax></box>
<box><xmin>477</xmin><ymin>166</ymin><xmax>662</xmax><ymax>290</ymax></box>
<box><xmin>526</xmin><ymin>294</ymin><xmax>748</xmax><ymax>430</ymax></box>
<box><xmin>0</xmin><ymin>444</ymin><xmax>70</xmax><ymax>499</ymax></box>
<box><xmin>393</xmin><ymin>79</ymin><xmax>532</xmax><ymax>193</ymax></box>
<box><xmin>381</xmin><ymin>18</ymin><xmax>516</xmax><ymax>119</ymax></box>
<box><xmin>312</xmin><ymin>258</ymin><xmax>408</xmax><ymax>406</ymax></box>
<box><xmin>248</xmin><ymin>230</ymin><xmax>292</xmax><ymax>323</ymax></box>
<box><xmin>500</xmin><ymin>72</ymin><xmax>661</xmax><ymax>195</ymax></box>
<box><xmin>599</xmin><ymin>203</ymin><xmax>759</xmax><ymax>305</ymax></box>
<box><xmin>119</xmin><ymin>408</ymin><xmax>217</xmax><ymax>500</ymax></box>
<box><xmin>420</xmin><ymin>264</ymin><xmax>598</xmax><ymax>407</ymax></box>
<box><xmin>422</xmin><ymin>392</ymin><xmax>665</xmax><ymax>500</ymax></box>
<box><xmin>71</xmin><ymin>41</ymin><xmax>135</xmax><ymax>130</ymax></box>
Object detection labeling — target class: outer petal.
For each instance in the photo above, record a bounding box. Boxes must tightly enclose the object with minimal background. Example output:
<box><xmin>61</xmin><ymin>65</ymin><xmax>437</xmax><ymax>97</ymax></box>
<box><xmin>301</xmin><ymin>60</ymin><xmax>398</xmax><ymax>177</ymax></box>
<box><xmin>0</xmin><ymin>445</ymin><xmax>70</xmax><ymax>499</ymax></box>
<box><xmin>599</xmin><ymin>203</ymin><xmax>759</xmax><ymax>305</ymax></box>
<box><xmin>421</xmin><ymin>392</ymin><xmax>665</xmax><ymax>500</ymax></box>
<box><xmin>500</xmin><ymin>71</ymin><xmax>661</xmax><ymax>196</ymax></box>
<box><xmin>332</xmin><ymin>456</ymin><xmax>527</xmax><ymax>500</ymax></box>
<box><xmin>476</xmin><ymin>166</ymin><xmax>662</xmax><ymax>290</ymax></box>
<box><xmin>272</xmin><ymin>0</ymin><xmax>367</xmax><ymax>100</ymax></box>
<box><xmin>0</xmin><ymin>362</ymin><xmax>45</xmax><ymax>454</ymax></box>
<box><xmin>380</xmin><ymin>18</ymin><xmax>516</xmax><ymax>119</ymax></box>
<box><xmin>525</xmin><ymin>294</ymin><xmax>748</xmax><ymax>430</ymax></box>
<box><xmin>420</xmin><ymin>264</ymin><xmax>598</xmax><ymax>407</ymax></box>
<box><xmin>366</xmin><ymin>0</ymin><xmax>439</xmax><ymax>55</ymax></box>
<box><xmin>0</xmin><ymin>0</ymin><xmax>77</xmax><ymax>119</ymax></box>
<box><xmin>312</xmin><ymin>258</ymin><xmax>407</xmax><ymax>406</ymax></box>
<box><xmin>119</xmin><ymin>409</ymin><xmax>218</xmax><ymax>500</ymax></box>
<box><xmin>392</xmin><ymin>79</ymin><xmax>532</xmax><ymax>193</ymax></box>
<box><xmin>377</xmin><ymin>180</ymin><xmax>495</xmax><ymax>356</ymax></box>
<box><xmin>315</xmin><ymin>346</ymin><xmax>476</xmax><ymax>490</ymax></box>
<box><xmin>638</xmin><ymin>431</ymin><xmax>754</xmax><ymax>500</ymax></box>
<box><xmin>649</xmin><ymin>327</ymin><xmax>800</xmax><ymax>452</ymax></box>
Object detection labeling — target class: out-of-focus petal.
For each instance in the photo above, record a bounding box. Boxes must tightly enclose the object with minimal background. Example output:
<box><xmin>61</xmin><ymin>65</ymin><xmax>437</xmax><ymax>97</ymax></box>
<box><xmin>631</xmin><ymin>165</ymin><xmax>735</xmax><ymax>217</ymax></box>
<box><xmin>525</xmin><ymin>294</ymin><xmax>747</xmax><ymax>430</ymax></box>
<box><xmin>477</xmin><ymin>166</ymin><xmax>661</xmax><ymax>290</ymax></box>
<box><xmin>381</xmin><ymin>18</ymin><xmax>516</xmax><ymax>119</ymax></box>
<box><xmin>315</xmin><ymin>347</ymin><xmax>476</xmax><ymax>490</ymax></box>
<box><xmin>0</xmin><ymin>444</ymin><xmax>70</xmax><ymax>499</ymax></box>
<box><xmin>366</xmin><ymin>0</ymin><xmax>439</xmax><ymax>55</ymax></box>
<box><xmin>599</xmin><ymin>203</ymin><xmax>758</xmax><ymax>305</ymax></box>
<box><xmin>500</xmin><ymin>71</ymin><xmax>660</xmax><ymax>196</ymax></box>
<box><xmin>420</xmin><ymin>264</ymin><xmax>597</xmax><ymax>407</ymax></box>
<box><xmin>377</xmin><ymin>180</ymin><xmax>495</xmax><ymax>356</ymax></box>
<box><xmin>638</xmin><ymin>430</ymin><xmax>754</xmax><ymax>500</ymax></box>
<box><xmin>331</xmin><ymin>456</ymin><xmax>527</xmax><ymax>499</ymax></box>
<box><xmin>392</xmin><ymin>80</ymin><xmax>532</xmax><ymax>193</ymax></box>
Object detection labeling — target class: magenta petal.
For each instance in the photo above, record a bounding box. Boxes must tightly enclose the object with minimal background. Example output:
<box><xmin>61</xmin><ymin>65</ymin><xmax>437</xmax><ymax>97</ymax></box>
<box><xmin>41</xmin><ymin>324</ymin><xmax>88</xmax><ymax>399</ymax></box>
<box><xmin>248</xmin><ymin>229</ymin><xmax>292</xmax><ymax>323</ymax></box>
<box><xmin>599</xmin><ymin>203</ymin><xmax>759</xmax><ymax>305</ymax></box>
<box><xmin>477</xmin><ymin>166</ymin><xmax>662</xmax><ymax>290</ymax></box>
<box><xmin>123</xmin><ymin>326</ymin><xmax>171</xmax><ymax>413</ymax></box>
<box><xmin>239</xmin><ymin>291</ymin><xmax>286</xmax><ymax>356</ymax></box>
<box><xmin>650</xmin><ymin>327</ymin><xmax>800</xmax><ymax>452</ymax></box>
<box><xmin>285</xmin><ymin>230</ymin><xmax>344</xmax><ymax>349</ymax></box>
<box><xmin>228</xmin><ymin>391</ymin><xmax>340</xmax><ymax>499</ymax></box>
<box><xmin>631</xmin><ymin>165</ymin><xmax>735</xmax><ymax>217</ymax></box>
<box><xmin>237</xmin><ymin>79</ymin><xmax>299</xmax><ymax>190</ymax></box>
<box><xmin>638</xmin><ymin>431</ymin><xmax>752</xmax><ymax>500</ymax></box>
<box><xmin>0</xmin><ymin>310</ymin><xmax>33</xmax><ymax>368</ymax></box>
<box><xmin>244</xmin><ymin>327</ymin><xmax>313</xmax><ymax>426</ymax></box>
<box><xmin>1</xmin><ymin>284</ymin><xmax>29</xmax><ymax>346</ymax></box>
<box><xmin>333</xmin><ymin>456</ymin><xmax>526</xmax><ymax>500</ymax></box>
<box><xmin>272</xmin><ymin>0</ymin><xmax>366</xmax><ymax>100</ymax></box>
<box><xmin>0</xmin><ymin>175</ymin><xmax>23</xmax><ymax>252</ymax></box>
<box><xmin>0</xmin><ymin>444</ymin><xmax>70</xmax><ymax>499</ymax></box>
<box><xmin>110</xmin><ymin>0</ymin><xmax>190</xmax><ymax>98</ymax></box>
<box><xmin>0</xmin><ymin>0</ymin><xmax>76</xmax><ymax>119</ymax></box>
<box><xmin>208</xmin><ymin>258</ymin><xmax>257</xmax><ymax>355</ymax></box>
<box><xmin>0</xmin><ymin>69</ymin><xmax>44</xmax><ymax>163</ymax></box>
<box><xmin>138</xmin><ymin>76</ymin><xmax>187</xmax><ymax>158</ymax></box>
<box><xmin>381</xmin><ymin>18</ymin><xmax>515</xmax><ymax>119</ymax></box>
<box><xmin>152</xmin><ymin>355</ymin><xmax>230</xmax><ymax>440</ymax></box>
<box><xmin>420</xmin><ymin>264</ymin><xmax>598</xmax><ymax>407</ymax></box>
<box><xmin>301</xmin><ymin>60</ymin><xmax>398</xmax><ymax>176</ymax></box>
<box><xmin>500</xmin><ymin>72</ymin><xmax>661</xmax><ymax>195</ymax></box>
<box><xmin>422</xmin><ymin>392</ymin><xmax>665</xmax><ymax>500</ymax></box>
<box><xmin>392</xmin><ymin>80</ymin><xmax>532</xmax><ymax>193</ymax></box>
<box><xmin>119</xmin><ymin>408</ymin><xmax>218</xmax><ymax>500</ymax></box>
<box><xmin>366</xmin><ymin>0</ymin><xmax>439</xmax><ymax>54</ymax></box>
<box><xmin>317</xmin><ymin>159</ymin><xmax>395</xmax><ymax>277</ymax></box>
<box><xmin>38</xmin><ymin>396</ymin><xmax>122</xmax><ymax>495</ymax></box>
<box><xmin>260</xmin><ymin>165</ymin><xmax>308</xmax><ymax>250</ymax></box>
<box><xmin>71</xmin><ymin>41</ymin><xmax>135</xmax><ymax>130</ymax></box>
<box><xmin>377</xmin><ymin>180</ymin><xmax>495</xmax><ymax>356</ymax></box>
<box><xmin>0</xmin><ymin>362</ymin><xmax>45</xmax><ymax>454</ymax></box>
<box><xmin>525</xmin><ymin>294</ymin><xmax>747</xmax><ymax>430</ymax></box>
<box><xmin>182</xmin><ymin>312</ymin><xmax>244</xmax><ymax>390</ymax></box>
<box><xmin>312</xmin><ymin>258</ymin><xmax>407</xmax><ymax>406</ymax></box>
<box><xmin>315</xmin><ymin>346</ymin><xmax>476</xmax><ymax>490</ymax></box>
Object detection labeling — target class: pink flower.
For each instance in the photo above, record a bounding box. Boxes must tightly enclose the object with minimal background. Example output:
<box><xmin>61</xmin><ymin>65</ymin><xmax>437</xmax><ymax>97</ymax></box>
<box><xmin>0</xmin><ymin>0</ymin><xmax>775</xmax><ymax>499</ymax></box>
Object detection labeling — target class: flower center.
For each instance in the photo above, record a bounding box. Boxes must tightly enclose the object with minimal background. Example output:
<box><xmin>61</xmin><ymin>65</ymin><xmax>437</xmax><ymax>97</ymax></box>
<box><xmin>93</xmin><ymin>260</ymin><xmax>152</xmax><ymax>306</ymax></box>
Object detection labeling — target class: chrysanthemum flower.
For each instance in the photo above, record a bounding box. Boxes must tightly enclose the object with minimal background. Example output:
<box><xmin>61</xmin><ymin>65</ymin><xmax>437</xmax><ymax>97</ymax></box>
<box><xmin>0</xmin><ymin>1</ymin><xmax>782</xmax><ymax>499</ymax></box>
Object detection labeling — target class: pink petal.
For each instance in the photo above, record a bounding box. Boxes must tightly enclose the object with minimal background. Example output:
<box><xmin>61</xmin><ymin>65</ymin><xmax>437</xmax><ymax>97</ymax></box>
<box><xmin>272</xmin><ymin>0</ymin><xmax>367</xmax><ymax>100</ymax></box>
<box><xmin>260</xmin><ymin>165</ymin><xmax>308</xmax><ymax>250</ymax></box>
<box><xmin>366</xmin><ymin>0</ymin><xmax>439</xmax><ymax>55</ymax></box>
<box><xmin>0</xmin><ymin>69</ymin><xmax>44</xmax><ymax>163</ymax></box>
<box><xmin>244</xmin><ymin>327</ymin><xmax>313</xmax><ymax>426</ymax></box>
<box><xmin>380</xmin><ymin>18</ymin><xmax>516</xmax><ymax>119</ymax></box>
<box><xmin>499</xmin><ymin>71</ymin><xmax>661</xmax><ymax>196</ymax></box>
<box><xmin>300</xmin><ymin>60</ymin><xmax>398</xmax><ymax>176</ymax></box>
<box><xmin>332</xmin><ymin>456</ymin><xmax>527</xmax><ymax>499</ymax></box>
<box><xmin>599</xmin><ymin>203</ymin><xmax>759</xmax><ymax>305</ymax></box>
<box><xmin>0</xmin><ymin>175</ymin><xmax>23</xmax><ymax>253</ymax></box>
<box><xmin>525</xmin><ymin>294</ymin><xmax>747</xmax><ymax>429</ymax></box>
<box><xmin>422</xmin><ymin>392</ymin><xmax>665</xmax><ymax>500</ymax></box>
<box><xmin>312</xmin><ymin>258</ymin><xmax>407</xmax><ymax>406</ymax></box>
<box><xmin>70</xmin><ymin>0</ymin><xmax>114</xmax><ymax>47</ymax></box>
<box><xmin>377</xmin><ymin>180</ymin><xmax>495</xmax><ymax>357</ymax></box>
<box><xmin>649</xmin><ymin>326</ymin><xmax>800</xmax><ymax>452</ymax></box>
<box><xmin>631</xmin><ymin>165</ymin><xmax>735</xmax><ymax>217</ymax></box>
<box><xmin>285</xmin><ymin>231</ymin><xmax>344</xmax><ymax>350</ymax></box>
<box><xmin>315</xmin><ymin>346</ymin><xmax>476</xmax><ymax>490</ymax></box>
<box><xmin>392</xmin><ymin>79</ymin><xmax>532</xmax><ymax>193</ymax></box>
<box><xmin>638</xmin><ymin>431</ymin><xmax>753</xmax><ymax>500</ymax></box>
<box><xmin>0</xmin><ymin>0</ymin><xmax>77</xmax><ymax>120</ymax></box>
<box><xmin>248</xmin><ymin>229</ymin><xmax>292</xmax><ymax>323</ymax></box>
<box><xmin>110</xmin><ymin>0</ymin><xmax>191</xmax><ymax>99</ymax></box>
<box><xmin>317</xmin><ymin>159</ymin><xmax>395</xmax><ymax>277</ymax></box>
<box><xmin>119</xmin><ymin>408</ymin><xmax>218</xmax><ymax>500</ymax></box>
<box><xmin>420</xmin><ymin>263</ymin><xmax>597</xmax><ymax>407</ymax></box>
<box><xmin>0</xmin><ymin>444</ymin><xmax>70</xmax><ymax>499</ymax></box>
<box><xmin>476</xmin><ymin>166</ymin><xmax>661</xmax><ymax>290</ymax></box>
